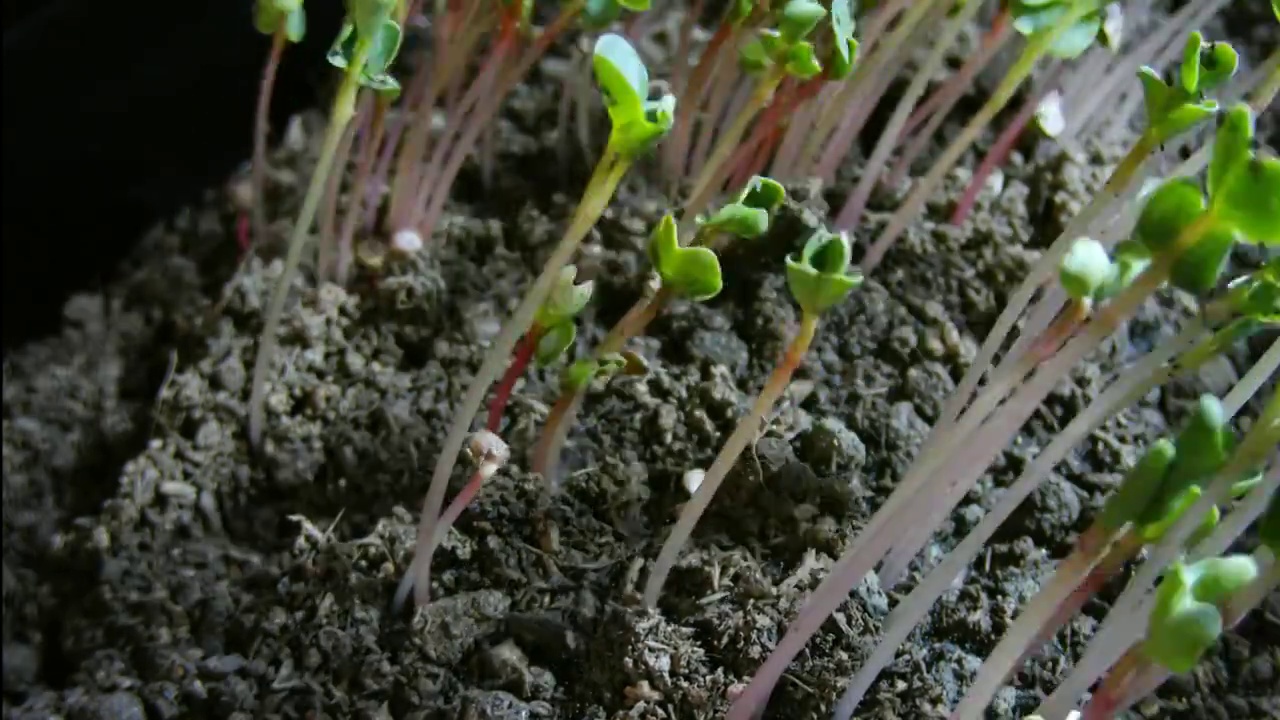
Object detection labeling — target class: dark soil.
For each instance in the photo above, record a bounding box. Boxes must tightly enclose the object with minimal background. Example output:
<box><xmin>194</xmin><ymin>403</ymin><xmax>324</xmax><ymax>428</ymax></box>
<box><xmin>4</xmin><ymin>5</ymin><xmax>1278</xmax><ymax>720</ymax></box>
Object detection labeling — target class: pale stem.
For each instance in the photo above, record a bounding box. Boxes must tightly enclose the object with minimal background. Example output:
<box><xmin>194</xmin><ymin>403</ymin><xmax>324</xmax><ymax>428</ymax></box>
<box><xmin>251</xmin><ymin>28</ymin><xmax>288</xmax><ymax>247</ymax></box>
<box><xmin>643</xmin><ymin>314</ymin><xmax>819</xmax><ymax>608</ymax></box>
<box><xmin>833</xmin><ymin>0</ymin><xmax>984</xmax><ymax>231</ymax></box>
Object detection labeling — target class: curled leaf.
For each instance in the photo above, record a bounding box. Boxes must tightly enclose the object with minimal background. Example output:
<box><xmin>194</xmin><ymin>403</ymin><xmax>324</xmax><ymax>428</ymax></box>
<box><xmin>537</xmin><ymin>265</ymin><xmax>594</xmax><ymax>326</ymax></box>
<box><xmin>1133</xmin><ymin>178</ymin><xmax>1207</xmax><ymax>254</ymax></box>
<box><xmin>535</xmin><ymin>321</ymin><xmax>577</xmax><ymax>367</ymax></box>
<box><xmin>1170</xmin><ymin>224</ymin><xmax>1237</xmax><ymax>295</ymax></box>
<box><xmin>1098</xmin><ymin>438</ymin><xmax>1175</xmax><ymax>532</ymax></box>
<box><xmin>779</xmin><ymin>0</ymin><xmax>827</xmax><ymax>42</ymax></box>
<box><xmin>649</xmin><ymin>214</ymin><xmax>723</xmax><ymax>300</ymax></box>
<box><xmin>786</xmin><ymin>229</ymin><xmax>864</xmax><ymax>316</ymax></box>
<box><xmin>738</xmin><ymin>175</ymin><xmax>787</xmax><ymax>212</ymax></box>
<box><xmin>1058</xmin><ymin>237</ymin><xmax>1113</xmax><ymax>301</ymax></box>
<box><xmin>1143</xmin><ymin>556</ymin><xmax>1258</xmax><ymax>673</ymax></box>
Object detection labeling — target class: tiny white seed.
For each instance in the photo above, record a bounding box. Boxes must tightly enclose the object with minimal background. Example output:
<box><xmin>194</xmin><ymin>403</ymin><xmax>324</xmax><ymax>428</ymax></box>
<box><xmin>392</xmin><ymin>229</ymin><xmax>424</xmax><ymax>255</ymax></box>
<box><xmin>682</xmin><ymin>469</ymin><xmax>705</xmax><ymax>496</ymax></box>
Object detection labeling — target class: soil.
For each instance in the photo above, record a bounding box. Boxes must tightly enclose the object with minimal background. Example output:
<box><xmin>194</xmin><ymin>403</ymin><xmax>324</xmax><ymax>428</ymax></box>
<box><xmin>3</xmin><ymin>4</ymin><xmax>1278</xmax><ymax>720</ymax></box>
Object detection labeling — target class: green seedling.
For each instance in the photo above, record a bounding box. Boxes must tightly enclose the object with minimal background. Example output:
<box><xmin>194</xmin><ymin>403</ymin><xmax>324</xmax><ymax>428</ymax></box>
<box><xmin>397</xmin><ymin>33</ymin><xmax>673</xmax><ymax>610</ymax></box>
<box><xmin>486</xmin><ymin>266</ymin><xmax>594</xmax><ymax>436</ymax></box>
<box><xmin>643</xmin><ymin>227</ymin><xmax>863</xmax><ymax>608</ymax></box>
<box><xmin>248</xmin><ymin>0</ymin><xmax>402</xmax><ymax>446</ymax></box>
<box><xmin>1129</xmin><ymin>105</ymin><xmax>1277</xmax><ymax>298</ymax></box>
<box><xmin>684</xmin><ymin>0</ymin><xmax>852</xmax><ymax>218</ymax></box>
<box><xmin>1010</xmin><ymin>0</ymin><xmax>1110</xmax><ymax>59</ymax></box>
<box><xmin>582</xmin><ymin>0</ymin><xmax>652</xmax><ymax>29</ymax></box>
<box><xmin>1142</xmin><ymin>554</ymin><xmax>1259</xmax><ymax>672</ymax></box>
<box><xmin>593</xmin><ymin>33</ymin><xmax>677</xmax><ymax>159</ymax></box>
<box><xmin>249</xmin><ymin>0</ymin><xmax>308</xmax><ymax>246</ymax></box>
<box><xmin>531</xmin><ymin>176</ymin><xmax>786</xmax><ymax>481</ymax></box>
<box><xmin>1137</xmin><ymin>32</ymin><xmax>1239</xmax><ymax>144</ymax></box>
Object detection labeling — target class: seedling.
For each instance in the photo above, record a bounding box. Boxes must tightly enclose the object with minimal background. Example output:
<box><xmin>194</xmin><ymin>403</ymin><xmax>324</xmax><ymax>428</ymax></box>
<box><xmin>1080</xmin><ymin>551</ymin><xmax>1268</xmax><ymax>719</ymax></box>
<box><xmin>248</xmin><ymin>0</ymin><xmax>404</xmax><ymax>447</ymax></box>
<box><xmin>643</xmin><ymin>227</ymin><xmax>863</xmax><ymax>608</ymax></box>
<box><xmin>735</xmin><ymin>100</ymin><xmax>1275</xmax><ymax>719</ymax></box>
<box><xmin>394</xmin><ymin>33</ymin><xmax>674</xmax><ymax>610</ymax></box>
<box><xmin>950</xmin><ymin>394</ymin><xmax>1260</xmax><ymax>718</ymax></box>
<box><xmin>249</xmin><ymin>0</ymin><xmax>308</xmax><ymax>247</ymax></box>
<box><xmin>487</xmin><ymin>265</ymin><xmax>594</xmax><ymax>435</ymax></box>
<box><xmin>530</xmin><ymin>176</ymin><xmax>786</xmax><ymax>481</ymax></box>
<box><xmin>1036</xmin><ymin>385</ymin><xmax>1280</xmax><ymax>719</ymax></box>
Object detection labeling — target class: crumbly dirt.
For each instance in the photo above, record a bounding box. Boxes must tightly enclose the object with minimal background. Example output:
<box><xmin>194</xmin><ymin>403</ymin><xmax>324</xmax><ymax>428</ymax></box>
<box><xmin>4</xmin><ymin>6</ymin><xmax>1279</xmax><ymax>720</ymax></box>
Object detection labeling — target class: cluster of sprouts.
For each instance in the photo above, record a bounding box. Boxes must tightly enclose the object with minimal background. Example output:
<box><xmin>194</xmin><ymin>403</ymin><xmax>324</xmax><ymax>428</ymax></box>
<box><xmin>239</xmin><ymin>0</ymin><xmax>1279</xmax><ymax>718</ymax></box>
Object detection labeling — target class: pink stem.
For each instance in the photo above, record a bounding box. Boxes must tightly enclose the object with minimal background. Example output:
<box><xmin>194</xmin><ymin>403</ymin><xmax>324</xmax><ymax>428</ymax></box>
<box><xmin>950</xmin><ymin>82</ymin><xmax>1055</xmax><ymax>226</ymax></box>
<box><xmin>251</xmin><ymin>29</ymin><xmax>287</xmax><ymax>247</ymax></box>
<box><xmin>487</xmin><ymin>329</ymin><xmax>539</xmax><ymax>433</ymax></box>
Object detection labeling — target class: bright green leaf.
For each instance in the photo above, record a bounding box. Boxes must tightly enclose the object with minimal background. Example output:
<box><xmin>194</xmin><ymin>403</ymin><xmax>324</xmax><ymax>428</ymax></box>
<box><xmin>779</xmin><ymin>0</ymin><xmax>827</xmax><ymax>42</ymax></box>
<box><xmin>738</xmin><ymin>175</ymin><xmax>786</xmax><ymax>211</ymax></box>
<box><xmin>1197</xmin><ymin>41</ymin><xmax>1239</xmax><ymax>91</ymax></box>
<box><xmin>593</xmin><ymin>33</ymin><xmax>648</xmax><ymax>123</ymax></box>
<box><xmin>1180</xmin><ymin>31</ymin><xmax>1205</xmax><ymax>94</ymax></box>
<box><xmin>1153</xmin><ymin>100</ymin><xmax>1219</xmax><ymax>143</ymax></box>
<box><xmin>1099</xmin><ymin>438</ymin><xmax>1176</xmax><ymax>532</ymax></box>
<box><xmin>1133</xmin><ymin>178</ymin><xmax>1207</xmax><ymax>254</ymax></box>
<box><xmin>786</xmin><ymin>229</ymin><xmax>864</xmax><ymax>315</ymax></box>
<box><xmin>536</xmin><ymin>265</ymin><xmax>594</xmax><ymax>326</ymax></box>
<box><xmin>1096</xmin><ymin>239</ymin><xmax>1152</xmax><ymax>300</ymax></box>
<box><xmin>785</xmin><ymin>41</ymin><xmax>823</xmax><ymax>79</ymax></box>
<box><xmin>703</xmin><ymin>203</ymin><xmax>770</xmax><ymax>238</ymax></box>
<box><xmin>831</xmin><ymin>0</ymin><xmax>856</xmax><ymax>64</ymax></box>
<box><xmin>535</xmin><ymin>322</ymin><xmax>577</xmax><ymax>367</ymax></box>
<box><xmin>1208</xmin><ymin>104</ymin><xmax>1254</xmax><ymax>199</ymax></box>
<box><xmin>1170</xmin><ymin>224</ymin><xmax>1238</xmax><ymax>295</ymax></box>
<box><xmin>1137</xmin><ymin>66</ymin><xmax>1171</xmax><ymax>130</ymax></box>
<box><xmin>649</xmin><ymin>214</ymin><xmax>724</xmax><ymax>300</ymax></box>
<box><xmin>1215</xmin><ymin>157</ymin><xmax>1280</xmax><ymax>245</ymax></box>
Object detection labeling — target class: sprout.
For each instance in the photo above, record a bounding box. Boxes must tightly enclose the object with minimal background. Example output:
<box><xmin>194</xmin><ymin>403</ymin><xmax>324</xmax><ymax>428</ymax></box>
<box><xmin>701</xmin><ymin>175</ymin><xmax>788</xmax><ymax>238</ymax></box>
<box><xmin>1137</xmin><ymin>34</ymin><xmax>1239</xmax><ymax>143</ymax></box>
<box><xmin>1209</xmin><ymin>107</ymin><xmax>1280</xmax><ymax>243</ymax></box>
<box><xmin>649</xmin><ymin>214</ymin><xmax>724</xmax><ymax>301</ymax></box>
<box><xmin>1010</xmin><ymin>0</ymin><xmax>1107</xmax><ymax>59</ymax></box>
<box><xmin>827</xmin><ymin>0</ymin><xmax>858</xmax><ymax>79</ymax></box>
<box><xmin>1142</xmin><ymin>555</ymin><xmax>1259</xmax><ymax>673</ymax></box>
<box><xmin>327</xmin><ymin>0</ymin><xmax>404</xmax><ymax>95</ymax></box>
<box><xmin>785</xmin><ymin>229</ymin><xmax>864</xmax><ymax>316</ymax></box>
<box><xmin>254</xmin><ymin>0</ymin><xmax>307</xmax><ymax>42</ymax></box>
<box><xmin>593</xmin><ymin>34</ymin><xmax>677</xmax><ymax>159</ymax></box>
<box><xmin>1058</xmin><ymin>237</ymin><xmax>1113</xmax><ymax>302</ymax></box>
<box><xmin>739</xmin><ymin>0</ymin><xmax>831</xmax><ymax>80</ymax></box>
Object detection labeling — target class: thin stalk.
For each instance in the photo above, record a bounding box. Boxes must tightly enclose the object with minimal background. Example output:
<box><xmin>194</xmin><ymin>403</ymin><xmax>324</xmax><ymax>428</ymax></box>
<box><xmin>859</xmin><ymin>0</ymin><xmax>1104</xmax><ymax>273</ymax></box>
<box><xmin>531</xmin><ymin>285</ymin><xmax>674</xmax><ymax>480</ymax></box>
<box><xmin>806</xmin><ymin>0</ymin><xmax>940</xmax><ymax>182</ymax></box>
<box><xmin>833</xmin><ymin>0</ymin><xmax>985</xmax><ymax>232</ymax></box>
<box><xmin>319</xmin><ymin>99</ymin><xmax>367</xmax><ymax>280</ymax></box>
<box><xmin>385</xmin><ymin>3</ymin><xmax>487</xmax><ymax>231</ymax></box>
<box><xmin>412</xmin><ymin>2</ymin><xmax>582</xmax><ymax>240</ymax></box>
<box><xmin>951</xmin><ymin>527</ymin><xmax>1142</xmax><ymax>720</ymax></box>
<box><xmin>919</xmin><ymin>127</ymin><xmax>1159</xmax><ymax>477</ymax></box>
<box><xmin>769</xmin><ymin>96</ymin><xmax>821</xmax><ymax>178</ymax></box>
<box><xmin>248</xmin><ymin>41</ymin><xmax>373</xmax><ymax>446</ymax></box>
<box><xmin>730</xmin><ymin>211</ymin><xmax>1208</xmax><ymax>718</ymax></box>
<box><xmin>878</xmin><ymin>212</ymin><xmax>1218</xmax><ymax>588</ymax></box>
<box><xmin>252</xmin><ymin>27</ymin><xmax>288</xmax><ymax>247</ymax></box>
<box><xmin>888</xmin><ymin>21</ymin><xmax>1014</xmax><ymax>187</ymax></box>
<box><xmin>949</xmin><ymin>65</ymin><xmax>1062</xmax><ymax>226</ymax></box>
<box><xmin>488</xmin><ymin>327</ymin><xmax>540</xmax><ymax>433</ymax></box>
<box><xmin>665</xmin><ymin>17</ymin><xmax>737</xmax><ymax>187</ymax></box>
<box><xmin>395</xmin><ymin>142</ymin><xmax>631</xmax><ymax>610</ymax></box>
<box><xmin>833</xmin><ymin>315</ymin><xmax>1213</xmax><ymax>720</ymax></box>
<box><xmin>410</xmin><ymin>34</ymin><xmax>515</xmax><ymax>234</ymax></box>
<box><xmin>797</xmin><ymin>0</ymin><xmax>921</xmax><ymax>178</ymax></box>
<box><xmin>336</xmin><ymin>95</ymin><xmax>389</xmax><ymax>284</ymax></box>
<box><xmin>644</xmin><ymin>313</ymin><xmax>820</xmax><ymax>608</ymax></box>
<box><xmin>1036</xmin><ymin>396</ymin><xmax>1280</xmax><ymax>719</ymax></box>
<box><xmin>684</xmin><ymin>71</ymin><xmax>785</xmax><ymax>224</ymax></box>
<box><xmin>686</xmin><ymin>65</ymin><xmax>746</xmax><ymax>199</ymax></box>
<box><xmin>898</xmin><ymin>8</ymin><xmax>1012</xmax><ymax>143</ymax></box>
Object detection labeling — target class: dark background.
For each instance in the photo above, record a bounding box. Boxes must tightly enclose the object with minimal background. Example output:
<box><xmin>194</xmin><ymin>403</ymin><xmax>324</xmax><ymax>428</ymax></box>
<box><xmin>2</xmin><ymin>0</ymin><xmax>344</xmax><ymax>349</ymax></box>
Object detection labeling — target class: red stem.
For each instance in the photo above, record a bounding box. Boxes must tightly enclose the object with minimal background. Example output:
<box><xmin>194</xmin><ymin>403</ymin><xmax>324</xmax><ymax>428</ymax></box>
<box><xmin>665</xmin><ymin>19</ymin><xmax>735</xmax><ymax>184</ymax></box>
<box><xmin>899</xmin><ymin>7</ymin><xmax>1011</xmax><ymax>141</ymax></box>
<box><xmin>949</xmin><ymin>82</ymin><xmax>1053</xmax><ymax>226</ymax></box>
<box><xmin>722</xmin><ymin>77</ymin><xmax>822</xmax><ymax>189</ymax></box>
<box><xmin>251</xmin><ymin>29</ymin><xmax>287</xmax><ymax>247</ymax></box>
<box><xmin>487</xmin><ymin>328</ymin><xmax>540</xmax><ymax>433</ymax></box>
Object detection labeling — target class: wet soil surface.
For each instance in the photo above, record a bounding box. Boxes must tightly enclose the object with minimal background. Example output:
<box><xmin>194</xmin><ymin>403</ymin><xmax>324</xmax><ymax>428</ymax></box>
<box><xmin>4</xmin><ymin>7</ymin><xmax>1279</xmax><ymax>720</ymax></box>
